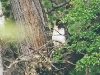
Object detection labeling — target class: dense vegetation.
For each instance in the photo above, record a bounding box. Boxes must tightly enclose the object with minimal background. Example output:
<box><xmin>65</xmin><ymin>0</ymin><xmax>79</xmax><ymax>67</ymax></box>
<box><xmin>43</xmin><ymin>0</ymin><xmax>100</xmax><ymax>75</ymax></box>
<box><xmin>1</xmin><ymin>0</ymin><xmax>100</xmax><ymax>75</ymax></box>
<box><xmin>63</xmin><ymin>1</ymin><xmax>100</xmax><ymax>75</ymax></box>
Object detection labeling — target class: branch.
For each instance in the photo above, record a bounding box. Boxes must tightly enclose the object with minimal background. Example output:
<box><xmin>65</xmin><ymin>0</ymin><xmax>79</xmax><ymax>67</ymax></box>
<box><xmin>6</xmin><ymin>40</ymin><xmax>53</xmax><ymax>69</ymax></box>
<box><xmin>46</xmin><ymin>0</ymin><xmax>71</xmax><ymax>14</ymax></box>
<box><xmin>7</xmin><ymin>55</ymin><xmax>31</xmax><ymax>69</ymax></box>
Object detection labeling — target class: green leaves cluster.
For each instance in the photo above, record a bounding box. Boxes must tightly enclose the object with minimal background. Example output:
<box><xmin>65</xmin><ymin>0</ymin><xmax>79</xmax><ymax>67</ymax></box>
<box><xmin>52</xmin><ymin>47</ymin><xmax>67</xmax><ymax>62</ymax></box>
<box><xmin>43</xmin><ymin>0</ymin><xmax>67</xmax><ymax>26</ymax></box>
<box><xmin>62</xmin><ymin>0</ymin><xmax>100</xmax><ymax>74</ymax></box>
<box><xmin>1</xmin><ymin>0</ymin><xmax>13</xmax><ymax>19</ymax></box>
<box><xmin>43</xmin><ymin>0</ymin><xmax>100</xmax><ymax>74</ymax></box>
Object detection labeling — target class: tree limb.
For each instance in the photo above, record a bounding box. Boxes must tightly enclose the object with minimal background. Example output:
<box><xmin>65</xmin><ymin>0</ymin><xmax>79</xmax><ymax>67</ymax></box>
<box><xmin>46</xmin><ymin>0</ymin><xmax>71</xmax><ymax>14</ymax></box>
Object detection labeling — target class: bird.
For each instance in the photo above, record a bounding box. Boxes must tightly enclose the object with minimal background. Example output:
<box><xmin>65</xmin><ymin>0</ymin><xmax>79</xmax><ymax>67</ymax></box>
<box><xmin>52</xmin><ymin>19</ymin><xmax>70</xmax><ymax>47</ymax></box>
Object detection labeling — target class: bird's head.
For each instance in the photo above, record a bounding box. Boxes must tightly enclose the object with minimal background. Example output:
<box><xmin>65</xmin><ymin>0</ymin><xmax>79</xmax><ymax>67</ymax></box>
<box><xmin>54</xmin><ymin>19</ymin><xmax>64</xmax><ymax>29</ymax></box>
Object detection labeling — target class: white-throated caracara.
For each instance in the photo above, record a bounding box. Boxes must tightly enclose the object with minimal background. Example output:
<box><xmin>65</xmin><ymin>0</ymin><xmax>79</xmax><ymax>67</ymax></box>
<box><xmin>52</xmin><ymin>19</ymin><xmax>70</xmax><ymax>47</ymax></box>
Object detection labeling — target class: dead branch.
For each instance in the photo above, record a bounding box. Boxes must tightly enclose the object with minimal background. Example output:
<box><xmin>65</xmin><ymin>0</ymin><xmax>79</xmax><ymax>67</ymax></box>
<box><xmin>46</xmin><ymin>0</ymin><xmax>71</xmax><ymax>14</ymax></box>
<box><xmin>7</xmin><ymin>55</ymin><xmax>31</xmax><ymax>69</ymax></box>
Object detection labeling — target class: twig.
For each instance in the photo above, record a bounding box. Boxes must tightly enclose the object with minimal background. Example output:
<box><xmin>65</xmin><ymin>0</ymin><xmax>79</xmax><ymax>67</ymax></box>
<box><xmin>66</xmin><ymin>60</ymin><xmax>76</xmax><ymax>66</ymax></box>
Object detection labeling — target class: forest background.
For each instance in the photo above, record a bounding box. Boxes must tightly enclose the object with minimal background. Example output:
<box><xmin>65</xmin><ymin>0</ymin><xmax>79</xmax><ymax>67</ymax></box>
<box><xmin>0</xmin><ymin>0</ymin><xmax>100</xmax><ymax>75</ymax></box>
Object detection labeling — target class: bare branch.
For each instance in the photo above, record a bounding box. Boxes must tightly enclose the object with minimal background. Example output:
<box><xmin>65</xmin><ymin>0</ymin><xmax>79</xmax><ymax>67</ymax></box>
<box><xmin>46</xmin><ymin>0</ymin><xmax>71</xmax><ymax>14</ymax></box>
<box><xmin>7</xmin><ymin>55</ymin><xmax>31</xmax><ymax>69</ymax></box>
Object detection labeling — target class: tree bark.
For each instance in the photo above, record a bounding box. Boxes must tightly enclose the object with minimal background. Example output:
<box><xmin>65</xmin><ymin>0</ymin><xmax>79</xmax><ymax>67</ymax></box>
<box><xmin>10</xmin><ymin>0</ymin><xmax>49</xmax><ymax>75</ymax></box>
<box><xmin>10</xmin><ymin>0</ymin><xmax>47</xmax><ymax>48</ymax></box>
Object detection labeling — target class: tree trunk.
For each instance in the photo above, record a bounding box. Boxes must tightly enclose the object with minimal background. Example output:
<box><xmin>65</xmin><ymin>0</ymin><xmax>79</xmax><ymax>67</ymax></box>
<box><xmin>10</xmin><ymin>0</ymin><xmax>47</xmax><ymax>48</ymax></box>
<box><xmin>10</xmin><ymin>0</ymin><xmax>49</xmax><ymax>75</ymax></box>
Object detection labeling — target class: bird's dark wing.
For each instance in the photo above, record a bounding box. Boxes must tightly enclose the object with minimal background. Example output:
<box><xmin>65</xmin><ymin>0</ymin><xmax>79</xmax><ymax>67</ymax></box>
<box><xmin>65</xmin><ymin>28</ymin><xmax>70</xmax><ymax>39</ymax></box>
<box><xmin>63</xmin><ymin>25</ymin><xmax>70</xmax><ymax>40</ymax></box>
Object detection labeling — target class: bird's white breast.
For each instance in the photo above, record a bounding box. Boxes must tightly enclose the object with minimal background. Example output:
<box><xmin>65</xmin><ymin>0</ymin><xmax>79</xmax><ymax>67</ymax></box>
<box><xmin>52</xmin><ymin>26</ymin><xmax>66</xmax><ymax>46</ymax></box>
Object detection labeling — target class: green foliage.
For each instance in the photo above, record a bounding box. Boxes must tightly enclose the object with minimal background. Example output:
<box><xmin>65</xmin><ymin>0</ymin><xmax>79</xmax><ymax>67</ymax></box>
<box><xmin>9</xmin><ymin>41</ymin><xmax>20</xmax><ymax>58</ymax></box>
<box><xmin>1</xmin><ymin>0</ymin><xmax>100</xmax><ymax>74</ymax></box>
<box><xmin>43</xmin><ymin>0</ymin><xmax>67</xmax><ymax>27</ymax></box>
<box><xmin>52</xmin><ymin>47</ymin><xmax>67</xmax><ymax>62</ymax></box>
<box><xmin>43</xmin><ymin>0</ymin><xmax>100</xmax><ymax>74</ymax></box>
<box><xmin>1</xmin><ymin>0</ymin><xmax>13</xmax><ymax>19</ymax></box>
<box><xmin>62</xmin><ymin>0</ymin><xmax>100</xmax><ymax>74</ymax></box>
<box><xmin>0</xmin><ymin>19</ymin><xmax>17</xmax><ymax>43</ymax></box>
<box><xmin>43</xmin><ymin>0</ymin><xmax>52</xmax><ymax>9</ymax></box>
